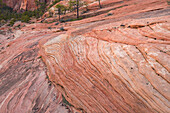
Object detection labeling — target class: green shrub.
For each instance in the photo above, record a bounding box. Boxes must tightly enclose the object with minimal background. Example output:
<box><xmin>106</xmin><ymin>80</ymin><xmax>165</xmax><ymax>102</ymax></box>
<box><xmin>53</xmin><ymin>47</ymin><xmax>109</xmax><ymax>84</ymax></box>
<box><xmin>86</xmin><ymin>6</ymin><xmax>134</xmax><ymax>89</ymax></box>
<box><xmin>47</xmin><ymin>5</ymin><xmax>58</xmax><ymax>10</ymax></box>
<box><xmin>55</xmin><ymin>22</ymin><xmax>59</xmax><ymax>25</ymax></box>
<box><xmin>167</xmin><ymin>1</ymin><xmax>170</xmax><ymax>5</ymax></box>
<box><xmin>21</xmin><ymin>15</ymin><xmax>30</xmax><ymax>23</ymax></box>
<box><xmin>60</xmin><ymin>27</ymin><xmax>64</xmax><ymax>31</ymax></box>
<box><xmin>48</xmin><ymin>27</ymin><xmax>52</xmax><ymax>29</ymax></box>
<box><xmin>65</xmin><ymin>18</ymin><xmax>72</xmax><ymax>22</ymax></box>
<box><xmin>62</xmin><ymin>95</ymin><xmax>73</xmax><ymax>107</ymax></box>
<box><xmin>44</xmin><ymin>21</ymin><xmax>48</xmax><ymax>23</ymax></box>
<box><xmin>105</xmin><ymin>13</ymin><xmax>113</xmax><ymax>17</ymax></box>
<box><xmin>9</xmin><ymin>18</ymin><xmax>16</xmax><ymax>26</ymax></box>
<box><xmin>59</xmin><ymin>19</ymin><xmax>65</xmax><ymax>23</ymax></box>
<box><xmin>107</xmin><ymin>13</ymin><xmax>113</xmax><ymax>16</ymax></box>
<box><xmin>70</xmin><ymin>17</ymin><xmax>83</xmax><ymax>21</ymax></box>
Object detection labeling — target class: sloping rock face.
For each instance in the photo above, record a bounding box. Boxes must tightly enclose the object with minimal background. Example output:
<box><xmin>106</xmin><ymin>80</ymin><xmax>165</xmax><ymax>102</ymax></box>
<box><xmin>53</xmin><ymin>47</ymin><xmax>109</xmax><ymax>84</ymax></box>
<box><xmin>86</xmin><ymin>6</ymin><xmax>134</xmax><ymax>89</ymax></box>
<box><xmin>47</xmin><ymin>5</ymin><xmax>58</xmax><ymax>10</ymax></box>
<box><xmin>40</xmin><ymin>0</ymin><xmax>170</xmax><ymax>112</ymax></box>
<box><xmin>42</xmin><ymin>17</ymin><xmax>170</xmax><ymax>113</ymax></box>
<box><xmin>0</xmin><ymin>0</ymin><xmax>170</xmax><ymax>113</ymax></box>
<box><xmin>0</xmin><ymin>30</ymin><xmax>70</xmax><ymax>112</ymax></box>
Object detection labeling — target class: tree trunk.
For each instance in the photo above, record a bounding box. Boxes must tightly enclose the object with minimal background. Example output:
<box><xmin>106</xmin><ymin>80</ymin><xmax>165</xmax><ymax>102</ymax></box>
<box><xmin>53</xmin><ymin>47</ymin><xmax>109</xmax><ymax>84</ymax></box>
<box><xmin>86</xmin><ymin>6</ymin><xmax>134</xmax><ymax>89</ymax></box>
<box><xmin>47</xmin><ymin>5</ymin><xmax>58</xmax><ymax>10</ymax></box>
<box><xmin>58</xmin><ymin>8</ymin><xmax>61</xmax><ymax>21</ymax></box>
<box><xmin>76</xmin><ymin>0</ymin><xmax>79</xmax><ymax>18</ymax></box>
<box><xmin>64</xmin><ymin>9</ymin><xmax>66</xmax><ymax>15</ymax></box>
<box><xmin>99</xmin><ymin>0</ymin><xmax>102</xmax><ymax>8</ymax></box>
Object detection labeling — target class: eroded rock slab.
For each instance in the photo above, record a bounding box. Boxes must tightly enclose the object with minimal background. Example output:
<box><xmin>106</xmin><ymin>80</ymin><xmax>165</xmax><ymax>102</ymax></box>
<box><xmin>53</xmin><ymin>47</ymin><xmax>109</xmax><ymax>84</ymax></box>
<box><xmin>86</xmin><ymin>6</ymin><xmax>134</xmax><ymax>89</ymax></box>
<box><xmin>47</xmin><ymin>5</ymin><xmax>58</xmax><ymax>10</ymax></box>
<box><xmin>42</xmin><ymin>16</ymin><xmax>170</xmax><ymax>113</ymax></box>
<box><xmin>0</xmin><ymin>0</ymin><xmax>170</xmax><ymax>113</ymax></box>
<box><xmin>0</xmin><ymin>32</ymin><xmax>70</xmax><ymax>113</ymax></box>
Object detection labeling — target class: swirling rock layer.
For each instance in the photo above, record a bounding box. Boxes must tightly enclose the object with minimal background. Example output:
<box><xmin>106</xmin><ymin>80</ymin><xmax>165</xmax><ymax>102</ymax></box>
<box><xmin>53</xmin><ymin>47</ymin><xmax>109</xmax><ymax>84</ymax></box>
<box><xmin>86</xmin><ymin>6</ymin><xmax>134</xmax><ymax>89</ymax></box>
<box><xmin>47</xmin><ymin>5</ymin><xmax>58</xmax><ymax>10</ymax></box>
<box><xmin>42</xmin><ymin>17</ymin><xmax>170</xmax><ymax>113</ymax></box>
<box><xmin>0</xmin><ymin>0</ymin><xmax>170</xmax><ymax>113</ymax></box>
<box><xmin>0</xmin><ymin>31</ymin><xmax>70</xmax><ymax>113</ymax></box>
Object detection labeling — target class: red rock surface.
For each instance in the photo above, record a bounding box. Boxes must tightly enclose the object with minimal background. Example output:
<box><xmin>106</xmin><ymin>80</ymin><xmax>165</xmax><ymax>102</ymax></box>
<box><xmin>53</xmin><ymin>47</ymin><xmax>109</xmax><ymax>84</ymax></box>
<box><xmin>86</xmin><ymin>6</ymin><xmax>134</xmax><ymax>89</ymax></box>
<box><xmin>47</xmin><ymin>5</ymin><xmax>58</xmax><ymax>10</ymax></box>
<box><xmin>0</xmin><ymin>29</ymin><xmax>71</xmax><ymax>112</ymax></box>
<box><xmin>0</xmin><ymin>0</ymin><xmax>170</xmax><ymax>113</ymax></box>
<box><xmin>2</xmin><ymin>0</ymin><xmax>95</xmax><ymax>11</ymax></box>
<box><xmin>42</xmin><ymin>18</ymin><xmax>170</xmax><ymax>112</ymax></box>
<box><xmin>2</xmin><ymin>0</ymin><xmax>54</xmax><ymax>11</ymax></box>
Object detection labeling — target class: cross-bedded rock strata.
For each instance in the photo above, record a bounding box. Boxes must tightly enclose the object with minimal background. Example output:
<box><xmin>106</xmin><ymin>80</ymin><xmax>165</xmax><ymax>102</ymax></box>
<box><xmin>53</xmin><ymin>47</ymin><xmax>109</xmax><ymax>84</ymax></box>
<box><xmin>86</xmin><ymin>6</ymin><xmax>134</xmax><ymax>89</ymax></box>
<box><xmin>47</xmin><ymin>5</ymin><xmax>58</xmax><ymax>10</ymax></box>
<box><xmin>0</xmin><ymin>0</ymin><xmax>170</xmax><ymax>113</ymax></box>
<box><xmin>41</xmin><ymin>16</ymin><xmax>170</xmax><ymax>113</ymax></box>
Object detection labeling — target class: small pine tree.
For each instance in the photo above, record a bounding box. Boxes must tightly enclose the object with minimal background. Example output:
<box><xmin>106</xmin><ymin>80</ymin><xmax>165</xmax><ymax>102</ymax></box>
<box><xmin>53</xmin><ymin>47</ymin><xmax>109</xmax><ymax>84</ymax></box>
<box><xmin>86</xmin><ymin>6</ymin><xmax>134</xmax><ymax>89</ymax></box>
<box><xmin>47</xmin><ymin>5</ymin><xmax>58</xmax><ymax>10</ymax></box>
<box><xmin>68</xmin><ymin>0</ymin><xmax>76</xmax><ymax>12</ymax></box>
<box><xmin>56</xmin><ymin>4</ymin><xmax>66</xmax><ymax>21</ymax></box>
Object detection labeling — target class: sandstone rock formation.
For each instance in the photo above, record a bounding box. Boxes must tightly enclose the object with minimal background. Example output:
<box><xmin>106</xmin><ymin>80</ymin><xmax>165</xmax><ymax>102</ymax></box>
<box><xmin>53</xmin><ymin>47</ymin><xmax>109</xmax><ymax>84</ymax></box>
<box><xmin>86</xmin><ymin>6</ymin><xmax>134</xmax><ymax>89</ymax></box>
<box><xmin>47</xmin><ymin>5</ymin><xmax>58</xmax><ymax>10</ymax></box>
<box><xmin>0</xmin><ymin>0</ymin><xmax>170</xmax><ymax>113</ymax></box>
<box><xmin>0</xmin><ymin>30</ymin><xmax>70</xmax><ymax>112</ymax></box>
<box><xmin>41</xmin><ymin>17</ymin><xmax>170</xmax><ymax>112</ymax></box>
<box><xmin>2</xmin><ymin>0</ymin><xmax>54</xmax><ymax>11</ymax></box>
<box><xmin>2</xmin><ymin>0</ymin><xmax>95</xmax><ymax>11</ymax></box>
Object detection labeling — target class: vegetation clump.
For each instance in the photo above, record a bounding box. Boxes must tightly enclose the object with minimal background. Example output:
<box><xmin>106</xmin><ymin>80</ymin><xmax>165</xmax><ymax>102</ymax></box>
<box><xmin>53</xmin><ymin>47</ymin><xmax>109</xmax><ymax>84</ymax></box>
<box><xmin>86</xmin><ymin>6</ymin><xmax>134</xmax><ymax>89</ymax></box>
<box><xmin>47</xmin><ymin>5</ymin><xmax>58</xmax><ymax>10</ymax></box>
<box><xmin>105</xmin><ymin>13</ymin><xmax>113</xmax><ymax>17</ymax></box>
<box><xmin>62</xmin><ymin>95</ymin><xmax>73</xmax><ymax>107</ymax></box>
<box><xmin>60</xmin><ymin>26</ymin><xmax>64</xmax><ymax>31</ymax></box>
<box><xmin>55</xmin><ymin>22</ymin><xmax>59</xmax><ymax>25</ymax></box>
<box><xmin>48</xmin><ymin>0</ymin><xmax>60</xmax><ymax>10</ymax></box>
<box><xmin>48</xmin><ymin>27</ymin><xmax>52</xmax><ymax>29</ymax></box>
<box><xmin>56</xmin><ymin>4</ymin><xmax>67</xmax><ymax>21</ymax></box>
<box><xmin>0</xmin><ymin>0</ymin><xmax>47</xmax><ymax>24</ymax></box>
<box><xmin>21</xmin><ymin>15</ymin><xmax>30</xmax><ymax>23</ymax></box>
<box><xmin>70</xmin><ymin>17</ymin><xmax>83</xmax><ymax>21</ymax></box>
<box><xmin>9</xmin><ymin>18</ymin><xmax>16</xmax><ymax>26</ymax></box>
<box><xmin>0</xmin><ymin>0</ymin><xmax>104</xmax><ymax>25</ymax></box>
<box><xmin>167</xmin><ymin>1</ymin><xmax>170</xmax><ymax>5</ymax></box>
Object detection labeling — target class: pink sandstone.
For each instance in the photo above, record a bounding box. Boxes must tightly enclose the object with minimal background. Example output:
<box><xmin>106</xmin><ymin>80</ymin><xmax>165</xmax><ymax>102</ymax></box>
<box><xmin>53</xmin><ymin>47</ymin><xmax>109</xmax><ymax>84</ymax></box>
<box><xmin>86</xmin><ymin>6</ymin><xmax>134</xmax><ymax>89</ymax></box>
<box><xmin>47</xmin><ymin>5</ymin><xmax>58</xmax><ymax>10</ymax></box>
<box><xmin>0</xmin><ymin>0</ymin><xmax>170</xmax><ymax>112</ymax></box>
